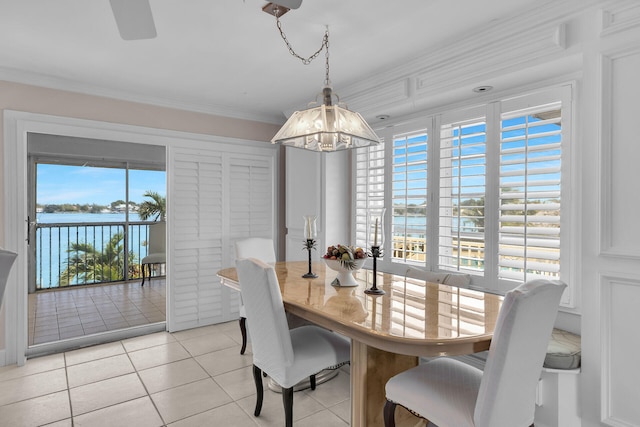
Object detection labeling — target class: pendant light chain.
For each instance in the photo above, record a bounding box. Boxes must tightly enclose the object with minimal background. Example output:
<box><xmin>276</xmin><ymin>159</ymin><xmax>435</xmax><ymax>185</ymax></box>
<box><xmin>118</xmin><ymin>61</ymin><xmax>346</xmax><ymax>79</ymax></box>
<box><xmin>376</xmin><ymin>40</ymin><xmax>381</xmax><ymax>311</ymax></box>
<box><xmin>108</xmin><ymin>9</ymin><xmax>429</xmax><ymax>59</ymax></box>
<box><xmin>275</xmin><ymin>14</ymin><xmax>330</xmax><ymax>85</ymax></box>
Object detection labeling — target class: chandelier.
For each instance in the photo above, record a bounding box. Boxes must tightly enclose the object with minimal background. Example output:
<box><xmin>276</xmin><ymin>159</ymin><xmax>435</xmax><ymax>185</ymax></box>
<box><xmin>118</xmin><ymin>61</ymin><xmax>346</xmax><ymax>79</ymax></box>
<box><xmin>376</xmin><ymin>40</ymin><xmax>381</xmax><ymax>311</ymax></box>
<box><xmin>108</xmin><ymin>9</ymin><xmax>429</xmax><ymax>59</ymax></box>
<box><xmin>265</xmin><ymin>4</ymin><xmax>381</xmax><ymax>152</ymax></box>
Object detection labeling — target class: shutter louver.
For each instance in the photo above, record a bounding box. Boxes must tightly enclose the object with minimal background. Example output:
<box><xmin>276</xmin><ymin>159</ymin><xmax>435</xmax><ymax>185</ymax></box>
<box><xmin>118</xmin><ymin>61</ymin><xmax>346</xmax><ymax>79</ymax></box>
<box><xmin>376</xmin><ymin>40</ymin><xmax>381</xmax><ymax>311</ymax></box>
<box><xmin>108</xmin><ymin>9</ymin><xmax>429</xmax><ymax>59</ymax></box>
<box><xmin>499</xmin><ymin>103</ymin><xmax>562</xmax><ymax>282</ymax></box>
<box><xmin>169</xmin><ymin>148</ymin><xmax>275</xmax><ymax>332</ymax></box>
<box><xmin>392</xmin><ymin>132</ymin><xmax>428</xmax><ymax>263</ymax></box>
<box><xmin>171</xmin><ymin>149</ymin><xmax>224</xmax><ymax>330</ymax></box>
<box><xmin>439</xmin><ymin>119</ymin><xmax>486</xmax><ymax>272</ymax></box>
<box><xmin>355</xmin><ymin>142</ymin><xmax>385</xmax><ymax>249</ymax></box>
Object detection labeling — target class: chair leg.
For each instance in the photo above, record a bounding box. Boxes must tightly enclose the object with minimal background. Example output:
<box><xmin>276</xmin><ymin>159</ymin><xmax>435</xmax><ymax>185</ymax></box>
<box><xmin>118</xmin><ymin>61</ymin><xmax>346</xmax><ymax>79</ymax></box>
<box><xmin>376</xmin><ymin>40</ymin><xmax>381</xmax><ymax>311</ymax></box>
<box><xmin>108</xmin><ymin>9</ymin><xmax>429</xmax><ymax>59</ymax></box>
<box><xmin>252</xmin><ymin>365</ymin><xmax>264</xmax><ymax>417</ymax></box>
<box><xmin>141</xmin><ymin>264</ymin><xmax>146</xmax><ymax>286</ymax></box>
<box><xmin>310</xmin><ymin>374</ymin><xmax>316</xmax><ymax>390</ymax></box>
<box><xmin>282</xmin><ymin>386</ymin><xmax>294</xmax><ymax>427</ymax></box>
<box><xmin>383</xmin><ymin>399</ymin><xmax>397</xmax><ymax>427</ymax></box>
<box><xmin>239</xmin><ymin>317</ymin><xmax>247</xmax><ymax>355</ymax></box>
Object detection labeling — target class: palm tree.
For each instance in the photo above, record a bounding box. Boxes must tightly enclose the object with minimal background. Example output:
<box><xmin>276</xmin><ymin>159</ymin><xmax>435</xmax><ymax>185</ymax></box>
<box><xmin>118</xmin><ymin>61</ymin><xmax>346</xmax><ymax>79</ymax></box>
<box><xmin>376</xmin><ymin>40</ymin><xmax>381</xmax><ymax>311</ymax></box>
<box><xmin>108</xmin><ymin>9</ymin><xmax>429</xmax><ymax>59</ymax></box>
<box><xmin>59</xmin><ymin>232</ymin><xmax>136</xmax><ymax>286</ymax></box>
<box><xmin>138</xmin><ymin>191</ymin><xmax>166</xmax><ymax>221</ymax></box>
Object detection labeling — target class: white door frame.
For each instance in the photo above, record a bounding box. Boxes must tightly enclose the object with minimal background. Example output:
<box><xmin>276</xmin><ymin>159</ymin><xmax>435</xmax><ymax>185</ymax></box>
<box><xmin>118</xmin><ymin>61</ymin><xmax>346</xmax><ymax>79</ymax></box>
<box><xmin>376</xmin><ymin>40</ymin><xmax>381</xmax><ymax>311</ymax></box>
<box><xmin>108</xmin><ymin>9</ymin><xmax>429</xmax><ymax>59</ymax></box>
<box><xmin>2</xmin><ymin>110</ymin><xmax>273</xmax><ymax>365</ymax></box>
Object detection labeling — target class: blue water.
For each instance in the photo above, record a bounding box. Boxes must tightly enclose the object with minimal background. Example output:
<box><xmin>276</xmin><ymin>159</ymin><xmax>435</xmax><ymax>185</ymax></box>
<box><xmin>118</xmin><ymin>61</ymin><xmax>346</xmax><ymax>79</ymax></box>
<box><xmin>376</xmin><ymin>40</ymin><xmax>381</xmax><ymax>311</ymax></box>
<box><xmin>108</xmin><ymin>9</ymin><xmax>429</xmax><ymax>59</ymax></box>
<box><xmin>36</xmin><ymin>212</ymin><xmax>151</xmax><ymax>289</ymax></box>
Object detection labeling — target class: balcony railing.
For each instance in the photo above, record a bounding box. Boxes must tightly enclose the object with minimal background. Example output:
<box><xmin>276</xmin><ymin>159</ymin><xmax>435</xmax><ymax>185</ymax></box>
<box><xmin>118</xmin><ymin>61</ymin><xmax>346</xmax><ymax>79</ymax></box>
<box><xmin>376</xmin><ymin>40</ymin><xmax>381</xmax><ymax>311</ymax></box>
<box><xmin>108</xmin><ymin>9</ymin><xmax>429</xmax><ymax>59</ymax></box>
<box><xmin>35</xmin><ymin>221</ymin><xmax>157</xmax><ymax>290</ymax></box>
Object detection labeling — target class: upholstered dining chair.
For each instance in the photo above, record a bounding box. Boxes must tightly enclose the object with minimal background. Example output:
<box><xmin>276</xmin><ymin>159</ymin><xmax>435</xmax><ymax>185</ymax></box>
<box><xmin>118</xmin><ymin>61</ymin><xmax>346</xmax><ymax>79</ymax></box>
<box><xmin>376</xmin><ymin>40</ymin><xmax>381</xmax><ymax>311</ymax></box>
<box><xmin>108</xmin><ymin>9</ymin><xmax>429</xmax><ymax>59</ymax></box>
<box><xmin>0</xmin><ymin>248</ymin><xmax>18</xmax><ymax>308</ymax></box>
<box><xmin>236</xmin><ymin>258</ymin><xmax>350</xmax><ymax>427</ymax></box>
<box><xmin>234</xmin><ymin>237</ymin><xmax>277</xmax><ymax>355</ymax></box>
<box><xmin>141</xmin><ymin>222</ymin><xmax>166</xmax><ymax>286</ymax></box>
<box><xmin>384</xmin><ymin>279</ymin><xmax>567</xmax><ymax>427</ymax></box>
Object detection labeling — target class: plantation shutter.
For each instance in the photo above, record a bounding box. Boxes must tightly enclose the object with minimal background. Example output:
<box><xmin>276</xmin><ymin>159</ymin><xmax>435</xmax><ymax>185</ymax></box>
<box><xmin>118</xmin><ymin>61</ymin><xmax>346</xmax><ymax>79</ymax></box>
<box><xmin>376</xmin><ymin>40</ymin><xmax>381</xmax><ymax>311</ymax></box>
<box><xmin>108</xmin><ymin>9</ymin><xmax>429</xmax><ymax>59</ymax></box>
<box><xmin>498</xmin><ymin>102</ymin><xmax>562</xmax><ymax>282</ymax></box>
<box><xmin>439</xmin><ymin>118</ymin><xmax>487</xmax><ymax>272</ymax></box>
<box><xmin>354</xmin><ymin>141</ymin><xmax>385</xmax><ymax>249</ymax></box>
<box><xmin>391</xmin><ymin>131</ymin><xmax>428</xmax><ymax>263</ymax></box>
<box><xmin>169</xmin><ymin>146</ymin><xmax>275</xmax><ymax>332</ymax></box>
<box><xmin>170</xmin><ymin>147</ymin><xmax>225</xmax><ymax>331</ymax></box>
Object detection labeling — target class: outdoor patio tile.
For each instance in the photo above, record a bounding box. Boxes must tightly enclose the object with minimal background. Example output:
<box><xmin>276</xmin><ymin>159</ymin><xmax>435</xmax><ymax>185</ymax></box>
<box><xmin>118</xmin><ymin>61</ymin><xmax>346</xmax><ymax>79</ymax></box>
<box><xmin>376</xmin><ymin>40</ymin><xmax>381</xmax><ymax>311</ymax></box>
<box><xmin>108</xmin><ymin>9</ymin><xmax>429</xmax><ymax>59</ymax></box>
<box><xmin>34</xmin><ymin>333</ymin><xmax>61</xmax><ymax>345</ymax></box>
<box><xmin>83</xmin><ymin>325</ymin><xmax>109</xmax><ymax>335</ymax></box>
<box><xmin>59</xmin><ymin>327</ymin><xmax>85</xmax><ymax>340</ymax></box>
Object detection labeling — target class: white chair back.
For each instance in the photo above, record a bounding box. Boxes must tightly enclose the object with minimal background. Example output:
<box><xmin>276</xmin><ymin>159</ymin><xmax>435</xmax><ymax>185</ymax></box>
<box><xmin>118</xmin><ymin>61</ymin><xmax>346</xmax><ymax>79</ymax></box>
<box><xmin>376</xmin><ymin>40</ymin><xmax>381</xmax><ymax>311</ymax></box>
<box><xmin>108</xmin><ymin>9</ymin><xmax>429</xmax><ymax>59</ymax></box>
<box><xmin>148</xmin><ymin>222</ymin><xmax>166</xmax><ymax>254</ymax></box>
<box><xmin>0</xmin><ymin>249</ymin><xmax>18</xmax><ymax>308</ymax></box>
<box><xmin>474</xmin><ymin>279</ymin><xmax>566</xmax><ymax>427</ymax></box>
<box><xmin>235</xmin><ymin>237</ymin><xmax>276</xmax><ymax>263</ymax></box>
<box><xmin>236</xmin><ymin>258</ymin><xmax>294</xmax><ymax>380</ymax></box>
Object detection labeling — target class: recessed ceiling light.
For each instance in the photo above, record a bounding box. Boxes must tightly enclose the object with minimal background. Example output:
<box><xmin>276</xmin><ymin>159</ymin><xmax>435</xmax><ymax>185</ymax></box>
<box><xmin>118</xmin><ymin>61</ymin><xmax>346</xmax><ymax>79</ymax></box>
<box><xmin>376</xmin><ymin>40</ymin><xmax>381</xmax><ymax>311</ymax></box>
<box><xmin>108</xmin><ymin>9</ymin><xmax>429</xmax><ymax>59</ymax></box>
<box><xmin>376</xmin><ymin>115</ymin><xmax>390</xmax><ymax>120</ymax></box>
<box><xmin>473</xmin><ymin>86</ymin><xmax>493</xmax><ymax>93</ymax></box>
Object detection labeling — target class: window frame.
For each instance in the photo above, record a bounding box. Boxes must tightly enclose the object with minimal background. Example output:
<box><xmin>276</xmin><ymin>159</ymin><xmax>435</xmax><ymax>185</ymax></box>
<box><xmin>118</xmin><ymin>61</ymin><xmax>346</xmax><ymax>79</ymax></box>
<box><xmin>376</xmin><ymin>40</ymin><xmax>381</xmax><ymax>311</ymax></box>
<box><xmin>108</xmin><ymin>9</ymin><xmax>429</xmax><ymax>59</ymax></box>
<box><xmin>352</xmin><ymin>84</ymin><xmax>575</xmax><ymax>305</ymax></box>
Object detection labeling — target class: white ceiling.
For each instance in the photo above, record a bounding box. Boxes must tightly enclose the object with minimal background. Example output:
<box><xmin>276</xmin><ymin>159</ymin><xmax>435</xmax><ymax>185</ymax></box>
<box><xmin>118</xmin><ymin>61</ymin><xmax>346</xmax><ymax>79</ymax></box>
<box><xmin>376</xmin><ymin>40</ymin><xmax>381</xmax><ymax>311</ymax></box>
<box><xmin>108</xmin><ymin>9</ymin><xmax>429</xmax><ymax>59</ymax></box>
<box><xmin>0</xmin><ymin>0</ymin><xmax>545</xmax><ymax>124</ymax></box>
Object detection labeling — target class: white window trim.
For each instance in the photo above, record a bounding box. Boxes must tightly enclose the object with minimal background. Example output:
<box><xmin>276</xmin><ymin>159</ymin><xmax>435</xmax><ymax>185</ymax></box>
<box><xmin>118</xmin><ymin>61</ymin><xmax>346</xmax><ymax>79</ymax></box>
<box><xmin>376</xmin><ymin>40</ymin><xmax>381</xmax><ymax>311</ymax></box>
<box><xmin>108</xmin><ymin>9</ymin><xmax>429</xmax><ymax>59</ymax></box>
<box><xmin>353</xmin><ymin>84</ymin><xmax>577</xmax><ymax>307</ymax></box>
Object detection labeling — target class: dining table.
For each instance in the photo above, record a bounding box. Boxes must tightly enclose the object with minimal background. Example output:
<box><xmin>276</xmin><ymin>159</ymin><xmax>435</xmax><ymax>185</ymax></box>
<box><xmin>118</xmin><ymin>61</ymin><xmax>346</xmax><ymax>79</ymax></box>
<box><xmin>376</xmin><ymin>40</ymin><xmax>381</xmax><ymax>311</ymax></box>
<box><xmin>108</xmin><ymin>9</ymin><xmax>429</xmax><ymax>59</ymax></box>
<box><xmin>217</xmin><ymin>260</ymin><xmax>503</xmax><ymax>427</ymax></box>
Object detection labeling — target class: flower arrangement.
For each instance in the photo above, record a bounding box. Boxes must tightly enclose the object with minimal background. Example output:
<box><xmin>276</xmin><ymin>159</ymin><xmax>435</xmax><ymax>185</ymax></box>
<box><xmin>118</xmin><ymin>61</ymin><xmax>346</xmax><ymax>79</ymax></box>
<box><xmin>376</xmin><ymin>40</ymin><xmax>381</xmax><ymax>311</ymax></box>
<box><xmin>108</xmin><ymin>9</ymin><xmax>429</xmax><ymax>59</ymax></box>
<box><xmin>323</xmin><ymin>244</ymin><xmax>366</xmax><ymax>270</ymax></box>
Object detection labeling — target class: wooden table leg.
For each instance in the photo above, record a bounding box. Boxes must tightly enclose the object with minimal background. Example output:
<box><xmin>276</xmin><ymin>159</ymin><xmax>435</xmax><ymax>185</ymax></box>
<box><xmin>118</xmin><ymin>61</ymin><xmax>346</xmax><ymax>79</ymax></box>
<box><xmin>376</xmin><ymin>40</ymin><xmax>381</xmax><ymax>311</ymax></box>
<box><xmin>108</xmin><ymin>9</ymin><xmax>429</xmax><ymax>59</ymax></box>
<box><xmin>350</xmin><ymin>340</ymin><xmax>425</xmax><ymax>427</ymax></box>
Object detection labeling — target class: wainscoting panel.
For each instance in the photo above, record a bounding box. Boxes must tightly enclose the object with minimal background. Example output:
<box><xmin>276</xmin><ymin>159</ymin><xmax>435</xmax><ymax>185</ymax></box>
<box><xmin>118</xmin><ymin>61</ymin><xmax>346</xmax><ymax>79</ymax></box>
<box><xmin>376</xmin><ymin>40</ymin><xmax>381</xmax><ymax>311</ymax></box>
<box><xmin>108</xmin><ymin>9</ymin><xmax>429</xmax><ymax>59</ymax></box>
<box><xmin>599</xmin><ymin>47</ymin><xmax>640</xmax><ymax>259</ymax></box>
<box><xmin>600</xmin><ymin>274</ymin><xmax>640</xmax><ymax>426</ymax></box>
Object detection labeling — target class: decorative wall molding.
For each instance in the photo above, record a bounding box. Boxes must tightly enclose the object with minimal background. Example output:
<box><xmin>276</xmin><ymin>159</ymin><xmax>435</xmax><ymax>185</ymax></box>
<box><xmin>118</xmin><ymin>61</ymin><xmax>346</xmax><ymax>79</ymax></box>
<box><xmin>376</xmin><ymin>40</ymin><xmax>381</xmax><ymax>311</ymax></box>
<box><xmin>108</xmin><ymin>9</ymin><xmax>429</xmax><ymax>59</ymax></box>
<box><xmin>600</xmin><ymin>274</ymin><xmax>640</xmax><ymax>426</ymax></box>
<box><xmin>339</xmin><ymin>0</ymin><xmax>586</xmax><ymax>122</ymax></box>
<box><xmin>598</xmin><ymin>46</ymin><xmax>640</xmax><ymax>259</ymax></box>
<box><xmin>600</xmin><ymin>1</ymin><xmax>640</xmax><ymax>37</ymax></box>
<box><xmin>413</xmin><ymin>24</ymin><xmax>567</xmax><ymax>96</ymax></box>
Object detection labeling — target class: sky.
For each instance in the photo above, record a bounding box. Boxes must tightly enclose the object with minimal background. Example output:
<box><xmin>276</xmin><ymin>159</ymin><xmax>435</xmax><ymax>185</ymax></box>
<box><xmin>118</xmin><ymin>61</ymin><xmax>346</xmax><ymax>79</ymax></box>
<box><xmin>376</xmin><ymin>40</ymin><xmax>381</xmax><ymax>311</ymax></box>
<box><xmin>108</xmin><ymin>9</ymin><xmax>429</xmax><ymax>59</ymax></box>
<box><xmin>37</xmin><ymin>164</ymin><xmax>166</xmax><ymax>206</ymax></box>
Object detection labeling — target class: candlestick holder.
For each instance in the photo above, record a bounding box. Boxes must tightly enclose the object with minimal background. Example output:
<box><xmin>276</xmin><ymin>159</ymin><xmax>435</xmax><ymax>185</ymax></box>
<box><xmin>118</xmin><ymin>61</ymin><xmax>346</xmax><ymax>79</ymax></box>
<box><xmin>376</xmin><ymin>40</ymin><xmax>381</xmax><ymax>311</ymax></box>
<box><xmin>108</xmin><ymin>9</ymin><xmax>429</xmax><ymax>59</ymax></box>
<box><xmin>365</xmin><ymin>245</ymin><xmax>385</xmax><ymax>295</ymax></box>
<box><xmin>302</xmin><ymin>238</ymin><xmax>318</xmax><ymax>278</ymax></box>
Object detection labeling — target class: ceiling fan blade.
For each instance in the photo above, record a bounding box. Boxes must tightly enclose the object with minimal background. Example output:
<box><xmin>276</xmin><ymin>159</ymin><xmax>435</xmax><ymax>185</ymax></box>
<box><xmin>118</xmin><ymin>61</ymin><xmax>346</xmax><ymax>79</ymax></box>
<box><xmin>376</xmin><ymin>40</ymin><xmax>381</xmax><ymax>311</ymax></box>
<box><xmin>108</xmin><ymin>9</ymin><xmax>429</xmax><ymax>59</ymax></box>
<box><xmin>272</xmin><ymin>0</ymin><xmax>302</xmax><ymax>9</ymax></box>
<box><xmin>109</xmin><ymin>0</ymin><xmax>157</xmax><ymax>40</ymax></box>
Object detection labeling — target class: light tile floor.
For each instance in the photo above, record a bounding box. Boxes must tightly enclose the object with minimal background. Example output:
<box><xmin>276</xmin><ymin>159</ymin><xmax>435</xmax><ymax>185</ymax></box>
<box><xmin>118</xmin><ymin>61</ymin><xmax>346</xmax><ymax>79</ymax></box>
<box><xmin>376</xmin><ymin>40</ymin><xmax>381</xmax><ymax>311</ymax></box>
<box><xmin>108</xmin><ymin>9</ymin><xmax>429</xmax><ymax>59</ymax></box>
<box><xmin>1</xmin><ymin>321</ymin><xmax>351</xmax><ymax>426</ymax></box>
<box><xmin>28</xmin><ymin>280</ymin><xmax>166</xmax><ymax>345</ymax></box>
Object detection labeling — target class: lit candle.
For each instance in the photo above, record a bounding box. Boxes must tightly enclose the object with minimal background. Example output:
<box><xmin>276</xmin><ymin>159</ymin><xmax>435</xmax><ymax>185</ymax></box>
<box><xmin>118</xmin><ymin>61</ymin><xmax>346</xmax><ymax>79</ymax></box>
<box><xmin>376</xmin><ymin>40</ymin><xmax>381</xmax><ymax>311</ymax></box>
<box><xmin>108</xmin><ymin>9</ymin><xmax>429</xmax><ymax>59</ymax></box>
<box><xmin>374</xmin><ymin>218</ymin><xmax>379</xmax><ymax>246</ymax></box>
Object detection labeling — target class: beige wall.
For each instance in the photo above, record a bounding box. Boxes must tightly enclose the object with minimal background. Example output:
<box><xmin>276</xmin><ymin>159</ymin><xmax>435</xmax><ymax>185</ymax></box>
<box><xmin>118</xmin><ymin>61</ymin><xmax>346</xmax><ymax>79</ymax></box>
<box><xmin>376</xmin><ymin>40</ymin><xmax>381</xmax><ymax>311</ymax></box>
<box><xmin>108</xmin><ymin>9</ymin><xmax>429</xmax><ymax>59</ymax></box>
<box><xmin>0</xmin><ymin>79</ymin><xmax>282</xmax><ymax>353</ymax></box>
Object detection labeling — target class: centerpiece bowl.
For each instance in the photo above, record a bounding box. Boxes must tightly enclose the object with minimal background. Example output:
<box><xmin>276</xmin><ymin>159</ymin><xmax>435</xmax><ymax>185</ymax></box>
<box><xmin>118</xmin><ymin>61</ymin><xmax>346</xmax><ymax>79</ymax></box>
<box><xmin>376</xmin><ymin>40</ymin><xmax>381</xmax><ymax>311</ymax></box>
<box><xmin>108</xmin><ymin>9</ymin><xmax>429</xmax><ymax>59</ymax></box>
<box><xmin>323</xmin><ymin>244</ymin><xmax>366</xmax><ymax>287</ymax></box>
<box><xmin>324</xmin><ymin>258</ymin><xmax>366</xmax><ymax>287</ymax></box>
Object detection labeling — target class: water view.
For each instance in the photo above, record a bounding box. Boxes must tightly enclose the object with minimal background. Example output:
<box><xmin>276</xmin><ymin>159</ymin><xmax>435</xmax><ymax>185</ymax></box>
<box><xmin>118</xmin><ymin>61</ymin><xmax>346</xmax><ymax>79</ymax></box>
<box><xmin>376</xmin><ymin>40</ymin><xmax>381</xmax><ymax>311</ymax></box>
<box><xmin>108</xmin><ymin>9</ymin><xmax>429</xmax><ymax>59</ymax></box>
<box><xmin>35</xmin><ymin>212</ymin><xmax>154</xmax><ymax>289</ymax></box>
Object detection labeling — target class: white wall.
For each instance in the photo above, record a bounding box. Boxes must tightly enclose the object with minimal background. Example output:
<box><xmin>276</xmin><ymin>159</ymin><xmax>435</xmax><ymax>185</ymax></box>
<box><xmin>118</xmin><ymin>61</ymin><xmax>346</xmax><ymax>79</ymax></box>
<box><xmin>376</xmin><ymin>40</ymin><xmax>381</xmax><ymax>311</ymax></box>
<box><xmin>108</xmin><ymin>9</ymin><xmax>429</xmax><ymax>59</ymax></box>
<box><xmin>334</xmin><ymin>1</ymin><xmax>640</xmax><ymax>425</ymax></box>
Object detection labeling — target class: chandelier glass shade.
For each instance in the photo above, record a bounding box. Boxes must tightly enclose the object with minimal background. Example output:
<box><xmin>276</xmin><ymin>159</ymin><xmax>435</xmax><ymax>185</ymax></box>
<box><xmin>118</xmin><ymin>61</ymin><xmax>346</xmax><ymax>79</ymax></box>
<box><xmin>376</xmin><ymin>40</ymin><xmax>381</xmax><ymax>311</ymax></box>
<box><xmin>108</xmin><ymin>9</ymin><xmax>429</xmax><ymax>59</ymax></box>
<box><xmin>271</xmin><ymin>88</ymin><xmax>380</xmax><ymax>152</ymax></box>
<box><xmin>265</xmin><ymin>9</ymin><xmax>380</xmax><ymax>152</ymax></box>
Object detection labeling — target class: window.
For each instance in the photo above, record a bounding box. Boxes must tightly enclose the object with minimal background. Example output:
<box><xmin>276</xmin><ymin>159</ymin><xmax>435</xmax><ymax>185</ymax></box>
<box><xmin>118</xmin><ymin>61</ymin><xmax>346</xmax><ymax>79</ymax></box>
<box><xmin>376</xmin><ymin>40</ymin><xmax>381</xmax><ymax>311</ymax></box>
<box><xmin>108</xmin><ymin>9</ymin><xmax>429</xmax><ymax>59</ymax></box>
<box><xmin>439</xmin><ymin>117</ymin><xmax>487</xmax><ymax>273</ymax></box>
<box><xmin>498</xmin><ymin>103</ymin><xmax>562</xmax><ymax>282</ymax></box>
<box><xmin>355</xmin><ymin>139</ymin><xmax>385</xmax><ymax>249</ymax></box>
<box><xmin>392</xmin><ymin>131</ymin><xmax>428</xmax><ymax>263</ymax></box>
<box><xmin>353</xmin><ymin>86</ymin><xmax>572</xmax><ymax>296</ymax></box>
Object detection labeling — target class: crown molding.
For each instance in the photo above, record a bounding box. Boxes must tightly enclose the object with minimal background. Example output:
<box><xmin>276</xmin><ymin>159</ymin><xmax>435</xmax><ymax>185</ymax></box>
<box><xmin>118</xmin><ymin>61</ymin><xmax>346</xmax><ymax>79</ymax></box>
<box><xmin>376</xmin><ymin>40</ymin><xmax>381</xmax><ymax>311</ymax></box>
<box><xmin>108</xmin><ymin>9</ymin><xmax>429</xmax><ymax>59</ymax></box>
<box><xmin>600</xmin><ymin>0</ymin><xmax>640</xmax><ymax>37</ymax></box>
<box><xmin>335</xmin><ymin>0</ymin><xmax>592</xmax><ymax>119</ymax></box>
